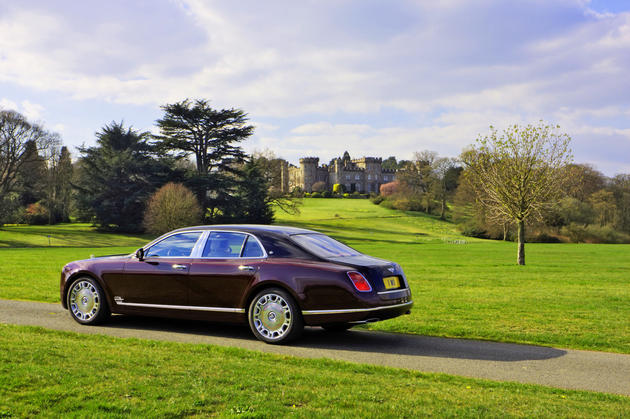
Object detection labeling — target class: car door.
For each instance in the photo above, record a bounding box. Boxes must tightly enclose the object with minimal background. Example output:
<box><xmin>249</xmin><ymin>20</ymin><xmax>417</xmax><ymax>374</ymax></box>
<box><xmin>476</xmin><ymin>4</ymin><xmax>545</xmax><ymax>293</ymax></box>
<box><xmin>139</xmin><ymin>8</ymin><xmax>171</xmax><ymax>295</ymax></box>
<box><xmin>110</xmin><ymin>231</ymin><xmax>204</xmax><ymax>307</ymax></box>
<box><xmin>188</xmin><ymin>231</ymin><xmax>265</xmax><ymax>310</ymax></box>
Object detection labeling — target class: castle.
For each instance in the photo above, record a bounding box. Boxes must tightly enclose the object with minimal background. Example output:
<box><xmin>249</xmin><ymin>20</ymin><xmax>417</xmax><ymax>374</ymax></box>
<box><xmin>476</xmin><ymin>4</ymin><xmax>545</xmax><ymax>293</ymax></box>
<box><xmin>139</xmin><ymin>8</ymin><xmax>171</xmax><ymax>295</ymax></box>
<box><xmin>282</xmin><ymin>151</ymin><xmax>397</xmax><ymax>193</ymax></box>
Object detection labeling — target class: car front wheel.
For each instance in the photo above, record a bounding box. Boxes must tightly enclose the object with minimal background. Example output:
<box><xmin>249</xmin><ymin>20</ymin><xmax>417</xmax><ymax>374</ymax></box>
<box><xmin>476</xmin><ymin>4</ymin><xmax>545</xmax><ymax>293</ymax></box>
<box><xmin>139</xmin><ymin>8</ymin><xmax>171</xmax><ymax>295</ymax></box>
<box><xmin>67</xmin><ymin>277</ymin><xmax>110</xmax><ymax>325</ymax></box>
<box><xmin>248</xmin><ymin>288</ymin><xmax>303</xmax><ymax>344</ymax></box>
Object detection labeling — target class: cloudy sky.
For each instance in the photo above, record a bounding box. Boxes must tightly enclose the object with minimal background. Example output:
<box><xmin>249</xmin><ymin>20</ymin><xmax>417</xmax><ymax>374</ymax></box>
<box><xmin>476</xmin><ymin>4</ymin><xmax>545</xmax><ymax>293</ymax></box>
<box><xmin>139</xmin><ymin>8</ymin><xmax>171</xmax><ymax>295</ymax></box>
<box><xmin>1</xmin><ymin>0</ymin><xmax>629</xmax><ymax>174</ymax></box>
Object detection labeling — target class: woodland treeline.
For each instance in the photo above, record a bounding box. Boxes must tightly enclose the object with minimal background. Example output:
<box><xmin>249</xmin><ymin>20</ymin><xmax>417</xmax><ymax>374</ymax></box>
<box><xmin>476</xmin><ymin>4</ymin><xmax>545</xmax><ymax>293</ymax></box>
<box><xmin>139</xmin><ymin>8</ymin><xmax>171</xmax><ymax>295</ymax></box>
<box><xmin>372</xmin><ymin>152</ymin><xmax>630</xmax><ymax>244</ymax></box>
<box><xmin>0</xmin><ymin>99</ymin><xmax>283</xmax><ymax>232</ymax></box>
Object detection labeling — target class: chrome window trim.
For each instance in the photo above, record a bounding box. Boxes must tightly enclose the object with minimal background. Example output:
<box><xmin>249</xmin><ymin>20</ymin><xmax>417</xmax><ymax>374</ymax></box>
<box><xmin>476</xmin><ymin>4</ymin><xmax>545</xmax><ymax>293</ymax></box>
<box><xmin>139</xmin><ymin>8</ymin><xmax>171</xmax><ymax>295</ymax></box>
<box><xmin>377</xmin><ymin>288</ymin><xmax>409</xmax><ymax>295</ymax></box>
<box><xmin>302</xmin><ymin>301</ymin><xmax>413</xmax><ymax>315</ymax></box>
<box><xmin>137</xmin><ymin>229</ymin><xmax>267</xmax><ymax>260</ymax></box>
<box><xmin>115</xmin><ymin>301</ymin><xmax>245</xmax><ymax>313</ymax></box>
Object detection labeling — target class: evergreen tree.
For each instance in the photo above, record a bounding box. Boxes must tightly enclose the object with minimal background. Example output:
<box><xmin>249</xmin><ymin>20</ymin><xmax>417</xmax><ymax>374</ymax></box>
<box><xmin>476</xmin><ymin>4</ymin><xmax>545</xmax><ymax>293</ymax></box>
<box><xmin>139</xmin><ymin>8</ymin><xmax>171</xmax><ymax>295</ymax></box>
<box><xmin>56</xmin><ymin>146</ymin><xmax>73</xmax><ymax>222</ymax></box>
<box><xmin>76</xmin><ymin>122</ymin><xmax>174</xmax><ymax>232</ymax></box>
<box><xmin>235</xmin><ymin>159</ymin><xmax>274</xmax><ymax>224</ymax></box>
<box><xmin>17</xmin><ymin>140</ymin><xmax>47</xmax><ymax>205</ymax></box>
<box><xmin>154</xmin><ymin>99</ymin><xmax>256</xmax><ymax>222</ymax></box>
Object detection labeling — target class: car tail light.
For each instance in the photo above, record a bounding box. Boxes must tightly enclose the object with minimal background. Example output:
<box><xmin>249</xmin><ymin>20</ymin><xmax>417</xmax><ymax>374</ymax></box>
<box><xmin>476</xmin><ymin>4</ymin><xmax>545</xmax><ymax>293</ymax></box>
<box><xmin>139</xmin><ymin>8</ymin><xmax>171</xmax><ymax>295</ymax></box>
<box><xmin>347</xmin><ymin>271</ymin><xmax>372</xmax><ymax>292</ymax></box>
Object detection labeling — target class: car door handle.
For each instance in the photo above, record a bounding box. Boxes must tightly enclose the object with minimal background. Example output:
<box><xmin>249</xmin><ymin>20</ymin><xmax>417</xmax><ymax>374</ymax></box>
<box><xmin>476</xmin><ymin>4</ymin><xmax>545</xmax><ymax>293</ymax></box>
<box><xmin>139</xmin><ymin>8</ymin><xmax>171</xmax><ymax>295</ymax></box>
<box><xmin>238</xmin><ymin>265</ymin><xmax>256</xmax><ymax>271</ymax></box>
<box><xmin>172</xmin><ymin>264</ymin><xmax>188</xmax><ymax>270</ymax></box>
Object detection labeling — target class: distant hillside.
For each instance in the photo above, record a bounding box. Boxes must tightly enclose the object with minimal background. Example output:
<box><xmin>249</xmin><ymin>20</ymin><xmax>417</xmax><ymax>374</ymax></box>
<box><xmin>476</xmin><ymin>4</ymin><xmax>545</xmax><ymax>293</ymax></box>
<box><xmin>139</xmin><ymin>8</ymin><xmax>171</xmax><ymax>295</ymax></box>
<box><xmin>273</xmin><ymin>198</ymin><xmax>476</xmax><ymax>246</ymax></box>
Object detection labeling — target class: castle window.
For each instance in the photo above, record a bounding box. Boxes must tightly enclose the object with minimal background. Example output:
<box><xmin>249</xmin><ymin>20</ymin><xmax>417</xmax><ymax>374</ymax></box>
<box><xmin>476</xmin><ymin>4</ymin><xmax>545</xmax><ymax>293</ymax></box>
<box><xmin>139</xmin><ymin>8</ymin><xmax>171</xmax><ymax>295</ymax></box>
<box><xmin>355</xmin><ymin>174</ymin><xmax>360</xmax><ymax>180</ymax></box>
<box><xmin>375</xmin><ymin>174</ymin><xmax>378</xmax><ymax>180</ymax></box>
<box><xmin>367</xmin><ymin>174</ymin><xmax>372</xmax><ymax>180</ymax></box>
<box><xmin>345</xmin><ymin>174</ymin><xmax>350</xmax><ymax>180</ymax></box>
<box><xmin>383</xmin><ymin>175</ymin><xmax>389</xmax><ymax>181</ymax></box>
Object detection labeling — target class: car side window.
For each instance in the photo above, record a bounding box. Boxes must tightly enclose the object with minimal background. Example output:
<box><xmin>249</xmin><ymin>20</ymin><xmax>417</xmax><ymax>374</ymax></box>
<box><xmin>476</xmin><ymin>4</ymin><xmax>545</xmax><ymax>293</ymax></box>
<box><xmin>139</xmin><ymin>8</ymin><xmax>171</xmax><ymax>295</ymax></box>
<box><xmin>242</xmin><ymin>236</ymin><xmax>264</xmax><ymax>258</ymax></box>
<box><xmin>203</xmin><ymin>232</ymin><xmax>247</xmax><ymax>258</ymax></box>
<box><xmin>145</xmin><ymin>232</ymin><xmax>202</xmax><ymax>258</ymax></box>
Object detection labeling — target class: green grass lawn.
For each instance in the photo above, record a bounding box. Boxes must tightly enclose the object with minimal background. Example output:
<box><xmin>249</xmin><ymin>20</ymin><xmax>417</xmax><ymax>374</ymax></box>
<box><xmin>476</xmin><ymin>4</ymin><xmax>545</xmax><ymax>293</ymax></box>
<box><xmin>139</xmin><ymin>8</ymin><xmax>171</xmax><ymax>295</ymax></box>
<box><xmin>1</xmin><ymin>324</ymin><xmax>628</xmax><ymax>418</ymax></box>
<box><xmin>1</xmin><ymin>200</ymin><xmax>629</xmax><ymax>353</ymax></box>
<box><xmin>0</xmin><ymin>223</ymin><xmax>150</xmax><ymax>248</ymax></box>
<box><xmin>276</xmin><ymin>199</ymin><xmax>630</xmax><ymax>354</ymax></box>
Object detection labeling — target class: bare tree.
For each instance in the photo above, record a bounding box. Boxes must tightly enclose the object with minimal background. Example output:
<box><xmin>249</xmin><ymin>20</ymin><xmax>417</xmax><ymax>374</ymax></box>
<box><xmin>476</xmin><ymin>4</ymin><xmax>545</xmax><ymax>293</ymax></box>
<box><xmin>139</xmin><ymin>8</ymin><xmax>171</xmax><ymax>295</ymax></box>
<box><xmin>461</xmin><ymin>122</ymin><xmax>573</xmax><ymax>265</ymax></box>
<box><xmin>0</xmin><ymin>110</ymin><xmax>60</xmax><ymax>196</ymax></box>
<box><xmin>432</xmin><ymin>157</ymin><xmax>460</xmax><ymax>220</ymax></box>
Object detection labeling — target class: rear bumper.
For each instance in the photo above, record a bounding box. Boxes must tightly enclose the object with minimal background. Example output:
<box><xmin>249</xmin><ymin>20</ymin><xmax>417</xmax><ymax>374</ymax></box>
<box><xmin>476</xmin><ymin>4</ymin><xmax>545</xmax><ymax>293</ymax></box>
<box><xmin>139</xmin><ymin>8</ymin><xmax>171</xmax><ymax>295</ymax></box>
<box><xmin>302</xmin><ymin>300</ymin><xmax>413</xmax><ymax>326</ymax></box>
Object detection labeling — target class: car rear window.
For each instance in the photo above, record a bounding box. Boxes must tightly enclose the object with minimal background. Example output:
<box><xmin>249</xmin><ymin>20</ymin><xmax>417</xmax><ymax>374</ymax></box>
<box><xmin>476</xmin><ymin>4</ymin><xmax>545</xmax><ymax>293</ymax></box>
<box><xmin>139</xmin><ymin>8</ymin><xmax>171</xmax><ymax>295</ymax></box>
<box><xmin>290</xmin><ymin>234</ymin><xmax>361</xmax><ymax>258</ymax></box>
<box><xmin>203</xmin><ymin>232</ymin><xmax>247</xmax><ymax>258</ymax></box>
<box><xmin>242</xmin><ymin>236</ymin><xmax>264</xmax><ymax>258</ymax></box>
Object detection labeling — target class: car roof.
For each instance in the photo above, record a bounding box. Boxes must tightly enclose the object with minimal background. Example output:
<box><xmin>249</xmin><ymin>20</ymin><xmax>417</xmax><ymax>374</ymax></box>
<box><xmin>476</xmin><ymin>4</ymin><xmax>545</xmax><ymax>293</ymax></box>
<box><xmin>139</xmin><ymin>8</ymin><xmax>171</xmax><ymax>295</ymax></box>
<box><xmin>172</xmin><ymin>224</ymin><xmax>318</xmax><ymax>237</ymax></box>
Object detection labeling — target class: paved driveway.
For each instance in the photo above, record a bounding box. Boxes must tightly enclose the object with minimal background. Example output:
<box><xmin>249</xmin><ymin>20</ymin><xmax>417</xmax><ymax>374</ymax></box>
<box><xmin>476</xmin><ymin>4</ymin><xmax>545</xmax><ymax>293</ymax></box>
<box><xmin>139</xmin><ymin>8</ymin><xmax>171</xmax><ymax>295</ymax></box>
<box><xmin>1</xmin><ymin>299</ymin><xmax>629</xmax><ymax>396</ymax></box>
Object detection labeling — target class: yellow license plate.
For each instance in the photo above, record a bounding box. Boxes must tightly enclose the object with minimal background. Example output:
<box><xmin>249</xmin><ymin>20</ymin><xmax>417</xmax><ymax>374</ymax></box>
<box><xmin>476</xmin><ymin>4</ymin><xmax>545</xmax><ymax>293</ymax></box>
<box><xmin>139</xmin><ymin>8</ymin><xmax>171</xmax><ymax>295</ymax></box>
<box><xmin>383</xmin><ymin>276</ymin><xmax>400</xmax><ymax>289</ymax></box>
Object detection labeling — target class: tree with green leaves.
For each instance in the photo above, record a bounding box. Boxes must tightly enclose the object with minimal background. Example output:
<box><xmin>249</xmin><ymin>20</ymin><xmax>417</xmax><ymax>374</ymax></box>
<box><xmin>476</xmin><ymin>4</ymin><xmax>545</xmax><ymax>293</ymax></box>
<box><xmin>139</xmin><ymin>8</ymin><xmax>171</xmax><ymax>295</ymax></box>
<box><xmin>154</xmin><ymin>99</ymin><xmax>254</xmax><ymax>220</ymax></box>
<box><xmin>76</xmin><ymin>122</ymin><xmax>175</xmax><ymax>232</ymax></box>
<box><xmin>56</xmin><ymin>146</ymin><xmax>74</xmax><ymax>222</ymax></box>
<box><xmin>432</xmin><ymin>157</ymin><xmax>461</xmax><ymax>220</ymax></box>
<box><xmin>235</xmin><ymin>159</ymin><xmax>274</xmax><ymax>224</ymax></box>
<box><xmin>461</xmin><ymin>122</ymin><xmax>573</xmax><ymax>265</ymax></box>
<box><xmin>250</xmin><ymin>150</ymin><xmax>301</xmax><ymax>216</ymax></box>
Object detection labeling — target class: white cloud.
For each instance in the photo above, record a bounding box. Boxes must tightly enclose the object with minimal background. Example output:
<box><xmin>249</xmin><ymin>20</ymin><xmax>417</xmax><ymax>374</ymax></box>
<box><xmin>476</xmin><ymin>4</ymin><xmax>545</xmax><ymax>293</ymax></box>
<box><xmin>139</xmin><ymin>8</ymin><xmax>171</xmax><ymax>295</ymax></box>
<box><xmin>0</xmin><ymin>1</ymin><xmax>629</xmax><ymax>173</ymax></box>
<box><xmin>20</xmin><ymin>100</ymin><xmax>44</xmax><ymax>121</ymax></box>
<box><xmin>0</xmin><ymin>98</ymin><xmax>18</xmax><ymax>110</ymax></box>
<box><xmin>52</xmin><ymin>123</ymin><xmax>65</xmax><ymax>133</ymax></box>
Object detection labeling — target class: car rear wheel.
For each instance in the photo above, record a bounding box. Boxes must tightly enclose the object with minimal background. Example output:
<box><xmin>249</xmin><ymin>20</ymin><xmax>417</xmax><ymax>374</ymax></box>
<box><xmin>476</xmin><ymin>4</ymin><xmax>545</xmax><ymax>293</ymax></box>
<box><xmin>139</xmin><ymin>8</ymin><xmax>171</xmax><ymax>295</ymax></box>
<box><xmin>322</xmin><ymin>323</ymin><xmax>354</xmax><ymax>332</ymax></box>
<box><xmin>248</xmin><ymin>288</ymin><xmax>303</xmax><ymax>344</ymax></box>
<box><xmin>67</xmin><ymin>277</ymin><xmax>110</xmax><ymax>325</ymax></box>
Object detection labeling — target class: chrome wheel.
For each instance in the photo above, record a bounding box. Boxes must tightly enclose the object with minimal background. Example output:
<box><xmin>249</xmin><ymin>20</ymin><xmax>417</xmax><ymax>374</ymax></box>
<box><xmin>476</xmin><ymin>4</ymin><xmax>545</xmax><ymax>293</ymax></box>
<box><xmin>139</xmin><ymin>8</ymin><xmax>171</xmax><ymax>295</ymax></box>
<box><xmin>69</xmin><ymin>280</ymin><xmax>101</xmax><ymax>322</ymax></box>
<box><xmin>252</xmin><ymin>293</ymin><xmax>292</xmax><ymax>341</ymax></box>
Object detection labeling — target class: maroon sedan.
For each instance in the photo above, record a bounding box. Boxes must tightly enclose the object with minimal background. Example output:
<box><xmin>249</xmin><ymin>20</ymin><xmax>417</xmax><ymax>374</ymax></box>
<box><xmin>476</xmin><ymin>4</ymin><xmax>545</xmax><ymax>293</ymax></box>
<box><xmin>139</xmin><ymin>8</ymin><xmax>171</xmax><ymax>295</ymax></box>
<box><xmin>60</xmin><ymin>225</ymin><xmax>413</xmax><ymax>344</ymax></box>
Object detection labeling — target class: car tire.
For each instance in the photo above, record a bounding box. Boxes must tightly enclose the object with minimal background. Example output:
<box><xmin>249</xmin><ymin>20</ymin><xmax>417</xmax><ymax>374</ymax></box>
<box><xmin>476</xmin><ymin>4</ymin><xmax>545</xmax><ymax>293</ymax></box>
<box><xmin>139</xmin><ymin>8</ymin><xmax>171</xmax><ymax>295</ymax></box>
<box><xmin>322</xmin><ymin>323</ymin><xmax>354</xmax><ymax>332</ymax></box>
<box><xmin>248</xmin><ymin>288</ymin><xmax>303</xmax><ymax>344</ymax></box>
<box><xmin>67</xmin><ymin>277</ymin><xmax>110</xmax><ymax>325</ymax></box>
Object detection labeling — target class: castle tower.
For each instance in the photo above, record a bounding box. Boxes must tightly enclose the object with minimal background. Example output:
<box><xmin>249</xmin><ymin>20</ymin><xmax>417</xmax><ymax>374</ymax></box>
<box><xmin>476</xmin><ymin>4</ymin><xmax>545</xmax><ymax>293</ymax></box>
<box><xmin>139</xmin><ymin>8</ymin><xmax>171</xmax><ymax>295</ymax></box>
<box><xmin>299</xmin><ymin>157</ymin><xmax>319</xmax><ymax>192</ymax></box>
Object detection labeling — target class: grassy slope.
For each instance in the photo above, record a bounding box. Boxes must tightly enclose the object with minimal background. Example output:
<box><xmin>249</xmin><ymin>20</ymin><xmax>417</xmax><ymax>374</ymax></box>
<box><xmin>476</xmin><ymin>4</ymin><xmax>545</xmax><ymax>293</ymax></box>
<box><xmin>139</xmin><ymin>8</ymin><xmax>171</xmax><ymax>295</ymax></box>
<box><xmin>1</xmin><ymin>324</ymin><xmax>628</xmax><ymax>418</ymax></box>
<box><xmin>275</xmin><ymin>199</ymin><xmax>630</xmax><ymax>353</ymax></box>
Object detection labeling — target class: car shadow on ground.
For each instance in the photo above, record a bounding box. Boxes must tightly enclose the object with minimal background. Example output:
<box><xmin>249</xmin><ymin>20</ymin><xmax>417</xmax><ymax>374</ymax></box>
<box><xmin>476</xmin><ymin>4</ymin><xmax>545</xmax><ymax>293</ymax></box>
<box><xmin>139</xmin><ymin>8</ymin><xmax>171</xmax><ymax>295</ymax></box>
<box><xmin>104</xmin><ymin>315</ymin><xmax>566</xmax><ymax>362</ymax></box>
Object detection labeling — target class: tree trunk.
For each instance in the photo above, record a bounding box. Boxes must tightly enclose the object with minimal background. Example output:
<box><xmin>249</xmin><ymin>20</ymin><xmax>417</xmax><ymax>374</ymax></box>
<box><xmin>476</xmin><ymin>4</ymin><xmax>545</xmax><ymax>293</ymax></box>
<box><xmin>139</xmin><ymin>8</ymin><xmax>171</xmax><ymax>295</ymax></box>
<box><xmin>517</xmin><ymin>219</ymin><xmax>525</xmax><ymax>265</ymax></box>
<box><xmin>440</xmin><ymin>197</ymin><xmax>446</xmax><ymax>220</ymax></box>
<box><xmin>503</xmin><ymin>222</ymin><xmax>508</xmax><ymax>241</ymax></box>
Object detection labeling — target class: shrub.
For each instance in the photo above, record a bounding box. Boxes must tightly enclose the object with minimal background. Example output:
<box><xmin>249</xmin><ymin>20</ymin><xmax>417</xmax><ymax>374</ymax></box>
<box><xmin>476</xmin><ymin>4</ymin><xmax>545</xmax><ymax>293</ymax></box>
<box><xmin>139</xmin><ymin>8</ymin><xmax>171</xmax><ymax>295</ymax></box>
<box><xmin>459</xmin><ymin>221</ymin><xmax>489</xmax><ymax>238</ymax></box>
<box><xmin>322</xmin><ymin>190</ymin><xmax>332</xmax><ymax>198</ymax></box>
<box><xmin>143</xmin><ymin>183</ymin><xmax>203</xmax><ymax>235</ymax></box>
<box><xmin>380</xmin><ymin>181</ymin><xmax>400</xmax><ymax>197</ymax></box>
<box><xmin>370</xmin><ymin>195</ymin><xmax>385</xmax><ymax>205</ymax></box>
<box><xmin>379</xmin><ymin>198</ymin><xmax>395</xmax><ymax>209</ymax></box>
<box><xmin>332</xmin><ymin>184</ymin><xmax>344</xmax><ymax>195</ymax></box>
<box><xmin>304</xmin><ymin>192</ymin><xmax>311</xmax><ymax>198</ymax></box>
<box><xmin>24</xmin><ymin>202</ymin><xmax>49</xmax><ymax>225</ymax></box>
<box><xmin>390</xmin><ymin>196</ymin><xmax>423</xmax><ymax>211</ymax></box>
<box><xmin>343</xmin><ymin>193</ymin><xmax>350</xmax><ymax>198</ymax></box>
<box><xmin>351</xmin><ymin>191</ymin><xmax>361</xmax><ymax>199</ymax></box>
<box><xmin>531</xmin><ymin>232</ymin><xmax>562</xmax><ymax>243</ymax></box>
<box><xmin>0</xmin><ymin>192</ymin><xmax>24</xmax><ymax>225</ymax></box>
<box><xmin>291</xmin><ymin>187</ymin><xmax>304</xmax><ymax>198</ymax></box>
<box><xmin>311</xmin><ymin>181</ymin><xmax>327</xmax><ymax>193</ymax></box>
<box><xmin>311</xmin><ymin>192</ymin><xmax>322</xmax><ymax>198</ymax></box>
